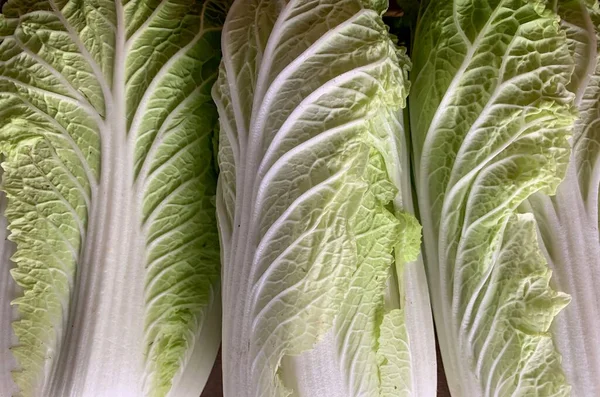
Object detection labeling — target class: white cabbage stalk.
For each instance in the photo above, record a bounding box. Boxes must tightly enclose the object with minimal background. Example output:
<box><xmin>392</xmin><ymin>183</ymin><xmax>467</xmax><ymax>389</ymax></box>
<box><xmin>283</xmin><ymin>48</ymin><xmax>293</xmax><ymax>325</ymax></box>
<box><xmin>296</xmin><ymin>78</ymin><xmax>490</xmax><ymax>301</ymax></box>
<box><xmin>526</xmin><ymin>0</ymin><xmax>600</xmax><ymax>395</ymax></box>
<box><xmin>0</xmin><ymin>180</ymin><xmax>18</xmax><ymax>397</ymax></box>
<box><xmin>410</xmin><ymin>0</ymin><xmax>576</xmax><ymax>396</ymax></box>
<box><xmin>0</xmin><ymin>0</ymin><xmax>226</xmax><ymax>395</ymax></box>
<box><xmin>213</xmin><ymin>0</ymin><xmax>436</xmax><ymax>396</ymax></box>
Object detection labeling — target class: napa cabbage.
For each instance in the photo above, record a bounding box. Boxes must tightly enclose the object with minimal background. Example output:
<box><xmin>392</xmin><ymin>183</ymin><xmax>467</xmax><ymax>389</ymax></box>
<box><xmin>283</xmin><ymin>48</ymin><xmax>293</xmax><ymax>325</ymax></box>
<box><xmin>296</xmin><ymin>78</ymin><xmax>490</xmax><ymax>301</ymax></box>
<box><xmin>0</xmin><ymin>0</ymin><xmax>227</xmax><ymax>395</ymax></box>
<box><xmin>410</xmin><ymin>0</ymin><xmax>576</xmax><ymax>395</ymax></box>
<box><xmin>213</xmin><ymin>0</ymin><xmax>436</xmax><ymax>396</ymax></box>
<box><xmin>525</xmin><ymin>0</ymin><xmax>600</xmax><ymax>395</ymax></box>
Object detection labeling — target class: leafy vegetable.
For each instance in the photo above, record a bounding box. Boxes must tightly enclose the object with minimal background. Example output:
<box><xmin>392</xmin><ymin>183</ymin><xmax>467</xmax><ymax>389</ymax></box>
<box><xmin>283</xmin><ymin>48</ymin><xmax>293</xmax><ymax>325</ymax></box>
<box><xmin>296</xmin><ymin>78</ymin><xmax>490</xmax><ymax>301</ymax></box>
<box><xmin>0</xmin><ymin>176</ymin><xmax>18</xmax><ymax>396</ymax></box>
<box><xmin>410</xmin><ymin>0</ymin><xmax>576</xmax><ymax>395</ymax></box>
<box><xmin>213</xmin><ymin>0</ymin><xmax>435</xmax><ymax>396</ymax></box>
<box><xmin>0</xmin><ymin>0</ymin><xmax>226</xmax><ymax>395</ymax></box>
<box><xmin>525</xmin><ymin>0</ymin><xmax>600</xmax><ymax>395</ymax></box>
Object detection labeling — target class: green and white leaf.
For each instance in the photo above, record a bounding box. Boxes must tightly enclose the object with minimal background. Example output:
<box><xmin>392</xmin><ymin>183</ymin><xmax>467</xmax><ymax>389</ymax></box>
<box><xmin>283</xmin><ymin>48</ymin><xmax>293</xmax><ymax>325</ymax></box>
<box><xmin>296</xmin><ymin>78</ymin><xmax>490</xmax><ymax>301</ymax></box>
<box><xmin>410</xmin><ymin>0</ymin><xmax>575</xmax><ymax>396</ymax></box>
<box><xmin>0</xmin><ymin>174</ymin><xmax>18</xmax><ymax>397</ymax></box>
<box><xmin>213</xmin><ymin>0</ymin><xmax>436</xmax><ymax>396</ymax></box>
<box><xmin>525</xmin><ymin>0</ymin><xmax>600</xmax><ymax>395</ymax></box>
<box><xmin>0</xmin><ymin>0</ymin><xmax>226</xmax><ymax>395</ymax></box>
